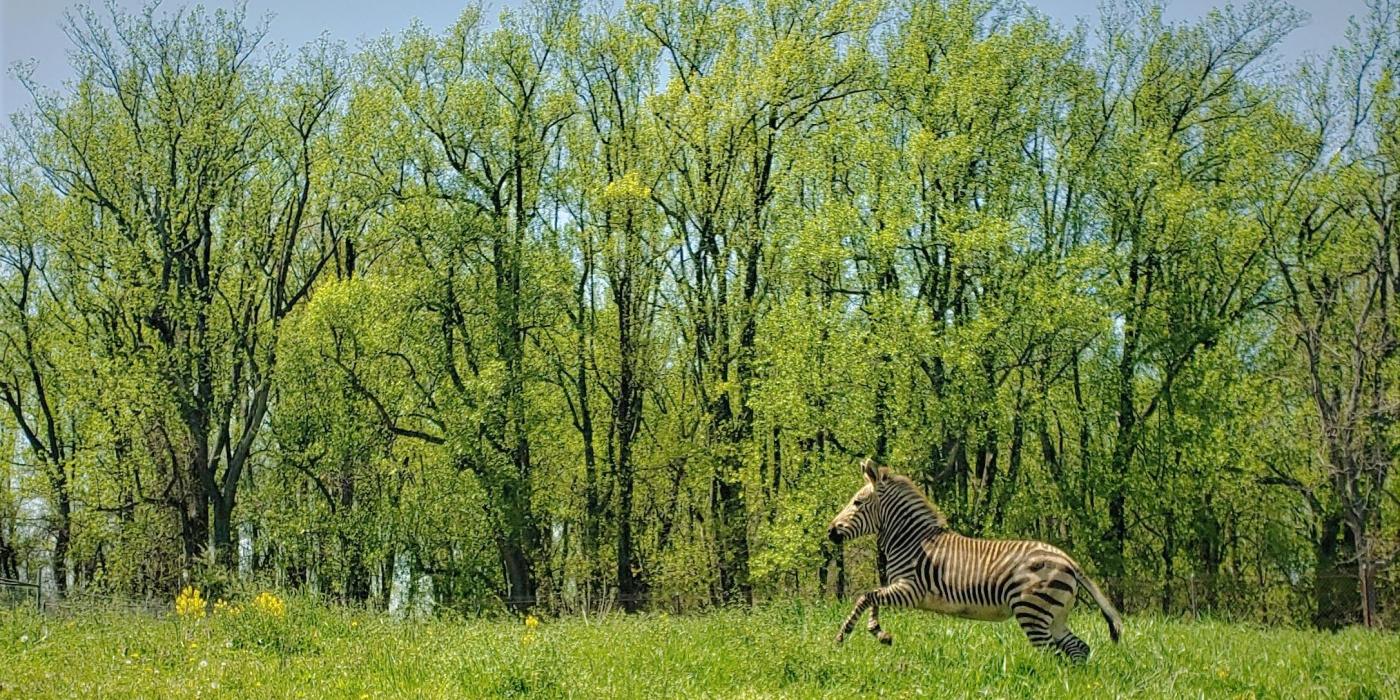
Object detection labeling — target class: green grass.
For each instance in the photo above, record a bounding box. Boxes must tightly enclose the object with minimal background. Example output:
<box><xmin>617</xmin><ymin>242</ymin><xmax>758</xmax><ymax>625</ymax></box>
<box><xmin>1</xmin><ymin>599</ymin><xmax>1395</xmax><ymax>698</ymax></box>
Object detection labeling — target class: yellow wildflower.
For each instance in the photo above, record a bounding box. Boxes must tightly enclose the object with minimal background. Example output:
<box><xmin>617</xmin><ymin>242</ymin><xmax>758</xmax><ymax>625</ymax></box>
<box><xmin>524</xmin><ymin>614</ymin><xmax>539</xmax><ymax>629</ymax></box>
<box><xmin>174</xmin><ymin>586</ymin><xmax>206</xmax><ymax>619</ymax></box>
<box><xmin>253</xmin><ymin>591</ymin><xmax>286</xmax><ymax>618</ymax></box>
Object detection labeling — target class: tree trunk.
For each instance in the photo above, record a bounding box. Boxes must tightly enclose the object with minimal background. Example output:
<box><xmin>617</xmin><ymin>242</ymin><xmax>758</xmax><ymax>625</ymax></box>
<box><xmin>0</xmin><ymin>535</ymin><xmax>17</xmax><ymax>580</ymax></box>
<box><xmin>707</xmin><ymin>318</ymin><xmax>751</xmax><ymax>605</ymax></box>
<box><xmin>573</xmin><ymin>237</ymin><xmax>602</xmax><ymax>600</ymax></box>
<box><xmin>580</xmin><ymin>367</ymin><xmax>602</xmax><ymax>601</ymax></box>
<box><xmin>710</xmin><ymin>238</ymin><xmax>763</xmax><ymax>606</ymax></box>
<box><xmin>1104</xmin><ymin>251</ymin><xmax>1144</xmax><ymax>611</ymax></box>
<box><xmin>182</xmin><ymin>451</ymin><xmax>211</xmax><ymax>571</ymax></box>
<box><xmin>1312</xmin><ymin>512</ymin><xmax>1359</xmax><ymax>629</ymax></box>
<box><xmin>1107</xmin><ymin>366</ymin><xmax>1137</xmax><ymax>611</ymax></box>
<box><xmin>51</xmin><ymin>483</ymin><xmax>71</xmax><ymax>596</ymax></box>
<box><xmin>339</xmin><ymin>469</ymin><xmax>369</xmax><ymax>603</ymax></box>
<box><xmin>873</xmin><ymin>413</ymin><xmax>890</xmax><ymax>587</ymax></box>
<box><xmin>1162</xmin><ymin>509</ymin><xmax>1174</xmax><ymax>615</ymax></box>
<box><xmin>491</xmin><ymin>192</ymin><xmax>542</xmax><ymax>613</ymax></box>
<box><xmin>613</xmin><ymin>394</ymin><xmax>640</xmax><ymax>610</ymax></box>
<box><xmin>1194</xmin><ymin>500</ymin><xmax>1223</xmax><ymax>610</ymax></box>
<box><xmin>713</xmin><ymin>457</ymin><xmax>751</xmax><ymax>605</ymax></box>
<box><xmin>346</xmin><ymin>549</ymin><xmax>370</xmax><ymax>604</ymax></box>
<box><xmin>496</xmin><ymin>449</ymin><xmax>542</xmax><ymax>614</ymax></box>
<box><xmin>212</xmin><ymin>496</ymin><xmax>235</xmax><ymax>569</ymax></box>
<box><xmin>992</xmin><ymin>410</ymin><xmax>1024</xmax><ymax>531</ymax></box>
<box><xmin>1347</xmin><ymin>510</ymin><xmax>1380</xmax><ymax>628</ymax></box>
<box><xmin>380</xmin><ymin>551</ymin><xmax>394</xmax><ymax>608</ymax></box>
<box><xmin>819</xmin><ymin>540</ymin><xmax>847</xmax><ymax>599</ymax></box>
<box><xmin>613</xmin><ymin>261</ymin><xmax>645</xmax><ymax>611</ymax></box>
<box><xmin>616</xmin><ymin>475</ymin><xmax>638</xmax><ymax>611</ymax></box>
<box><xmin>1358</xmin><ymin>558</ymin><xmax>1378</xmax><ymax>629</ymax></box>
<box><xmin>499</xmin><ymin>531</ymin><xmax>535</xmax><ymax>613</ymax></box>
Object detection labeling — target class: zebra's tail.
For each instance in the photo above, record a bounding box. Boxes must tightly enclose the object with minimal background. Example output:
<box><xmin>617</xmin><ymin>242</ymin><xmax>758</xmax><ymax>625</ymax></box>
<box><xmin>1072</xmin><ymin>568</ymin><xmax>1122</xmax><ymax>643</ymax></box>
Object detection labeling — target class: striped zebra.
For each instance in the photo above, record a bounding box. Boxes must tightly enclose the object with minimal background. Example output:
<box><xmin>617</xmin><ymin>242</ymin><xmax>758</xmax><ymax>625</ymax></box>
<box><xmin>826</xmin><ymin>458</ymin><xmax>1122</xmax><ymax>662</ymax></box>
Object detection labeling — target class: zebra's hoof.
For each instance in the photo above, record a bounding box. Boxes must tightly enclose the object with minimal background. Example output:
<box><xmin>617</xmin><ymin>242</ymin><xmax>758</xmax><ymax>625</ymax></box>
<box><xmin>877</xmin><ymin>631</ymin><xmax>893</xmax><ymax>645</ymax></box>
<box><xmin>834</xmin><ymin>632</ymin><xmax>847</xmax><ymax>645</ymax></box>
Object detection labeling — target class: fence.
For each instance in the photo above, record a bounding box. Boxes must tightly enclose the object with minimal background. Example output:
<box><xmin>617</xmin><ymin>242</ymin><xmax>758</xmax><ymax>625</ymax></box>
<box><xmin>9</xmin><ymin>572</ymin><xmax>1398</xmax><ymax>630</ymax></box>
<box><xmin>1046</xmin><ymin>572</ymin><xmax>1400</xmax><ymax>629</ymax></box>
<box><xmin>439</xmin><ymin>573</ymin><xmax>1398</xmax><ymax>629</ymax></box>
<box><xmin>0</xmin><ymin>577</ymin><xmax>41</xmax><ymax>610</ymax></box>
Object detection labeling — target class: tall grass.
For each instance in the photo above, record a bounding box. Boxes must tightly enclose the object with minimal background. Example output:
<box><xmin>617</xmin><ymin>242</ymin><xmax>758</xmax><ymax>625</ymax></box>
<box><xmin>2</xmin><ymin>599</ymin><xmax>1395</xmax><ymax>698</ymax></box>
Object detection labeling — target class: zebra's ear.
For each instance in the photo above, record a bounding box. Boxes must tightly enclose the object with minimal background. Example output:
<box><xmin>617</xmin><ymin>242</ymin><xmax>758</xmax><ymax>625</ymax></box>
<box><xmin>861</xmin><ymin>457</ymin><xmax>878</xmax><ymax>484</ymax></box>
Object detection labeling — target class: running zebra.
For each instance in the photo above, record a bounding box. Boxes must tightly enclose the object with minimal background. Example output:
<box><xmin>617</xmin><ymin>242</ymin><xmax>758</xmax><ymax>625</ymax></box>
<box><xmin>826</xmin><ymin>458</ymin><xmax>1122</xmax><ymax>662</ymax></box>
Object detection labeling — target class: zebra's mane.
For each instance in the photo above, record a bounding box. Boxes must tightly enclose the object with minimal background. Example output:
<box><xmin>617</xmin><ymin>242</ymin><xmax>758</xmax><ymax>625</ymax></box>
<box><xmin>881</xmin><ymin>471</ymin><xmax>949</xmax><ymax>528</ymax></box>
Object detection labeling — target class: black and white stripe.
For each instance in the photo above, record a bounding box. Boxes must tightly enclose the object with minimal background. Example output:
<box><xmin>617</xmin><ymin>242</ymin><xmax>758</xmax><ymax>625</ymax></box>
<box><xmin>827</xmin><ymin>458</ymin><xmax>1122</xmax><ymax>662</ymax></box>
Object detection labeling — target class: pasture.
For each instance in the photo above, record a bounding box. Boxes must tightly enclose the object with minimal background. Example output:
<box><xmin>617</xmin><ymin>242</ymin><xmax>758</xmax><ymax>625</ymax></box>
<box><xmin>1</xmin><ymin>601</ymin><xmax>1395</xmax><ymax>698</ymax></box>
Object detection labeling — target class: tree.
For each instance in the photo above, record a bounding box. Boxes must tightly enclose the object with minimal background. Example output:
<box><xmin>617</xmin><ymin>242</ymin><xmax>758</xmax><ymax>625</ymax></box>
<box><xmin>0</xmin><ymin>145</ymin><xmax>80</xmax><ymax>595</ymax></box>
<box><xmin>550</xmin><ymin>13</ymin><xmax>670</xmax><ymax>609</ymax></box>
<box><xmin>638</xmin><ymin>0</ymin><xmax>874</xmax><ymax>605</ymax></box>
<box><xmin>1081</xmin><ymin>0</ymin><xmax>1302</xmax><ymax>605</ymax></box>
<box><xmin>354</xmin><ymin>5</ymin><xmax>575</xmax><ymax>612</ymax></box>
<box><xmin>1258</xmin><ymin>0</ymin><xmax>1400</xmax><ymax>627</ymax></box>
<box><xmin>16</xmin><ymin>4</ymin><xmax>344</xmax><ymax>574</ymax></box>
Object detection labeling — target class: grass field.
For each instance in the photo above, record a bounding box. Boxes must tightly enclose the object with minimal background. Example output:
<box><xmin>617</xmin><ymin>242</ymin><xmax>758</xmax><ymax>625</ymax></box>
<box><xmin>1</xmin><ymin>599</ymin><xmax>1396</xmax><ymax>698</ymax></box>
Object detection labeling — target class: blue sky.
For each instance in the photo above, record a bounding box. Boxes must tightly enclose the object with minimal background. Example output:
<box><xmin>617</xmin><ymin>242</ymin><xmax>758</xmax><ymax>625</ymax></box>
<box><xmin>0</xmin><ymin>0</ymin><xmax>1369</xmax><ymax>118</ymax></box>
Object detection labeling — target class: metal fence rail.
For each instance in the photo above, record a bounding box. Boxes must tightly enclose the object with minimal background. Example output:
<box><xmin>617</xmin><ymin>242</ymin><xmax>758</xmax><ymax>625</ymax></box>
<box><xmin>0</xmin><ymin>577</ymin><xmax>41</xmax><ymax>610</ymax></box>
<box><xmin>7</xmin><ymin>572</ymin><xmax>1396</xmax><ymax>630</ymax></box>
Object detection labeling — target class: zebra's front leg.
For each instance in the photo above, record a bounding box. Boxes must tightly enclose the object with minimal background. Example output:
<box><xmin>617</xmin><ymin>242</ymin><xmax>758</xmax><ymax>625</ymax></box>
<box><xmin>834</xmin><ymin>591</ymin><xmax>871</xmax><ymax>644</ymax></box>
<box><xmin>836</xmin><ymin>581</ymin><xmax>911</xmax><ymax>645</ymax></box>
<box><xmin>866</xmin><ymin>603</ymin><xmax>893</xmax><ymax>645</ymax></box>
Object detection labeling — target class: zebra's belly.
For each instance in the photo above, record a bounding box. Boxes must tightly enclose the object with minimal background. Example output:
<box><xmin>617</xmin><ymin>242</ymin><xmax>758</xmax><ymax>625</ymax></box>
<box><xmin>917</xmin><ymin>595</ymin><xmax>1011</xmax><ymax>622</ymax></box>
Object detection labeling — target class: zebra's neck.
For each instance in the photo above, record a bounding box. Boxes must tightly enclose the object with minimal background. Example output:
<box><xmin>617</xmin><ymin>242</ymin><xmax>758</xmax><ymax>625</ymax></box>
<box><xmin>875</xmin><ymin>482</ymin><xmax>948</xmax><ymax>564</ymax></box>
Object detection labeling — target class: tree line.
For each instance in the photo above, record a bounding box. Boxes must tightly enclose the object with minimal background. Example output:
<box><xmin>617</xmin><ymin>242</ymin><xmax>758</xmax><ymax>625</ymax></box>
<box><xmin>0</xmin><ymin>0</ymin><xmax>1396</xmax><ymax>627</ymax></box>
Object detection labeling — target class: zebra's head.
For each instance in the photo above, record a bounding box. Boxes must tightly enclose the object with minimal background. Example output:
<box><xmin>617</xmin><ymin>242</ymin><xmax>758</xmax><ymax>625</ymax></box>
<box><xmin>827</xmin><ymin>458</ymin><xmax>884</xmax><ymax>543</ymax></box>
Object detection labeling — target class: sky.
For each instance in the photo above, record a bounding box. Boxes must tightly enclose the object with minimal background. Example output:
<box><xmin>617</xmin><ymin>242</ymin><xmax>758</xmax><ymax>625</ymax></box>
<box><xmin>0</xmin><ymin>0</ymin><xmax>1371</xmax><ymax>119</ymax></box>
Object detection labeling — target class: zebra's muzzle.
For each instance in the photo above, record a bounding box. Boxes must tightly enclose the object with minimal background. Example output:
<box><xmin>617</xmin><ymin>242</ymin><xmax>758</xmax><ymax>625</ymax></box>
<box><xmin>827</xmin><ymin>526</ymin><xmax>844</xmax><ymax>543</ymax></box>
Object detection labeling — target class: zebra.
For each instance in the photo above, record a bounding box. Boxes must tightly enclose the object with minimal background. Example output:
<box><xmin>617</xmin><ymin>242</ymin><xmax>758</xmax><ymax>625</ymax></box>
<box><xmin>826</xmin><ymin>458</ymin><xmax>1122</xmax><ymax>662</ymax></box>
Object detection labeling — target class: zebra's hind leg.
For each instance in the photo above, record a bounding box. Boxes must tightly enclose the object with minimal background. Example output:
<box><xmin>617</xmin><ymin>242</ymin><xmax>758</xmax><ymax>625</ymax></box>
<box><xmin>1054</xmin><ymin>630</ymin><xmax>1091</xmax><ymax>663</ymax></box>
<box><xmin>1015</xmin><ymin>572</ymin><xmax>1086</xmax><ymax>662</ymax></box>
<box><xmin>1013</xmin><ymin>604</ymin><xmax>1060</xmax><ymax>656</ymax></box>
<box><xmin>1018</xmin><ymin>600</ymin><xmax>1091</xmax><ymax>663</ymax></box>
